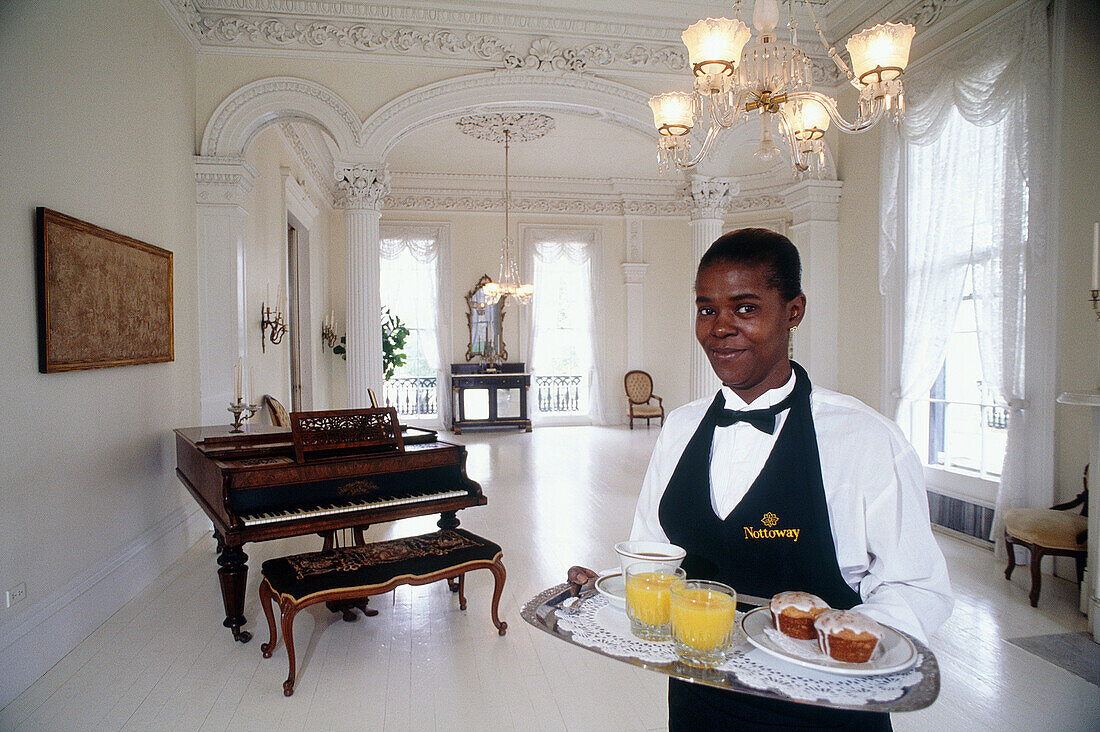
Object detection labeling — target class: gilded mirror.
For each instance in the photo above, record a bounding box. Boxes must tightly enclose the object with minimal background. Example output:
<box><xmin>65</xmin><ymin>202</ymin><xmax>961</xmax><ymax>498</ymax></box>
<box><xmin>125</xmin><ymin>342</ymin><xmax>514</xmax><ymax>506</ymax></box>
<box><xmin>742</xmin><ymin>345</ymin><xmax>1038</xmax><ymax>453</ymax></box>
<box><xmin>465</xmin><ymin>274</ymin><xmax>507</xmax><ymax>364</ymax></box>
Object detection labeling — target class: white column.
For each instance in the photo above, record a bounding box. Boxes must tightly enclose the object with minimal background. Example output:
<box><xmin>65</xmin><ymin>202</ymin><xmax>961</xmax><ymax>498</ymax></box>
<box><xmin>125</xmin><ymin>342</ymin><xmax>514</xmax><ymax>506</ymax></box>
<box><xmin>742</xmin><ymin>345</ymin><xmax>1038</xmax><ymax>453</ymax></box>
<box><xmin>194</xmin><ymin>156</ymin><xmax>257</xmax><ymax>424</ymax></box>
<box><xmin>783</xmin><ymin>179</ymin><xmax>843</xmax><ymax>391</ymax></box>
<box><xmin>621</xmin><ymin>216</ymin><xmax>648</xmax><ymax>369</ymax></box>
<box><xmin>335</xmin><ymin>164</ymin><xmax>389</xmax><ymax>408</ymax></box>
<box><xmin>689</xmin><ymin>176</ymin><xmax>737</xmax><ymax>401</ymax></box>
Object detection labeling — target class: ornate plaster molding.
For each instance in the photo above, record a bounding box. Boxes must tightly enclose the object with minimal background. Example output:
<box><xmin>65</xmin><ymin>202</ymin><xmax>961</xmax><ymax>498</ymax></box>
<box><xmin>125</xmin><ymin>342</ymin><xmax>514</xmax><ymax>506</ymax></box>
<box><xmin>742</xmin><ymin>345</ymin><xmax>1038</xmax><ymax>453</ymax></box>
<box><xmin>897</xmin><ymin>0</ymin><xmax>969</xmax><ymax>30</ymax></box>
<box><xmin>335</xmin><ymin>164</ymin><xmax>391</xmax><ymax>209</ymax></box>
<box><xmin>278</xmin><ymin>122</ymin><xmax>334</xmax><ymax>201</ymax></box>
<box><xmin>621</xmin><ymin>262</ymin><xmax>649</xmax><ymax>284</ymax></box>
<box><xmin>165</xmin><ymin>0</ymin><xmax>687</xmax><ymax>74</ymax></box>
<box><xmin>689</xmin><ymin>177</ymin><xmax>740</xmax><ymax>220</ymax></box>
<box><xmin>625</xmin><ymin>216</ymin><xmax>643</xmax><ymax>260</ymax></box>
<box><xmin>456</xmin><ymin>112</ymin><xmax>554</xmax><ymax>143</ymax></box>
<box><xmin>194</xmin><ymin>155</ymin><xmax>258</xmax><ymax>205</ymax></box>
<box><xmin>381</xmin><ymin>185</ymin><xmax>784</xmax><ymax>217</ymax></box>
<box><xmin>202</xmin><ymin>76</ymin><xmax>361</xmax><ymax>157</ymax></box>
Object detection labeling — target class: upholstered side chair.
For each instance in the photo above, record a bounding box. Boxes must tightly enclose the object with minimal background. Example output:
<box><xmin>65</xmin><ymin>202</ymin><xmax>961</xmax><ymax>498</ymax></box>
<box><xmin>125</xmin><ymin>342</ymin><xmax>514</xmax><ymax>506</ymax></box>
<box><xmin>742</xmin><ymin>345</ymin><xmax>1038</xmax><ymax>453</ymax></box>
<box><xmin>624</xmin><ymin>370</ymin><xmax>664</xmax><ymax>429</ymax></box>
<box><xmin>1004</xmin><ymin>464</ymin><xmax>1088</xmax><ymax>607</ymax></box>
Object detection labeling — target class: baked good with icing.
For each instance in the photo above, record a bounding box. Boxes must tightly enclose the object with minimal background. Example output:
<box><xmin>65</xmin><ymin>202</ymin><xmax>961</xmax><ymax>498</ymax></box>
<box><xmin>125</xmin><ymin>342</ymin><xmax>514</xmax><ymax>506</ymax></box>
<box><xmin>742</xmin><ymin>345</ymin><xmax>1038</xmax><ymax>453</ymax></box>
<box><xmin>813</xmin><ymin>609</ymin><xmax>884</xmax><ymax>663</ymax></box>
<box><xmin>769</xmin><ymin>591</ymin><xmax>830</xmax><ymax>640</ymax></box>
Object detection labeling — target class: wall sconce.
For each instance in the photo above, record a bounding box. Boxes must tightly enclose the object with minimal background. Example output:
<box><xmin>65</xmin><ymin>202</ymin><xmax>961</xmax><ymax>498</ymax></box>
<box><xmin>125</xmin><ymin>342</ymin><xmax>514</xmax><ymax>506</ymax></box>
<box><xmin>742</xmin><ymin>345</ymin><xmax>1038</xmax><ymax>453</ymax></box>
<box><xmin>261</xmin><ymin>299</ymin><xmax>287</xmax><ymax>352</ymax></box>
<box><xmin>321</xmin><ymin>309</ymin><xmax>339</xmax><ymax>349</ymax></box>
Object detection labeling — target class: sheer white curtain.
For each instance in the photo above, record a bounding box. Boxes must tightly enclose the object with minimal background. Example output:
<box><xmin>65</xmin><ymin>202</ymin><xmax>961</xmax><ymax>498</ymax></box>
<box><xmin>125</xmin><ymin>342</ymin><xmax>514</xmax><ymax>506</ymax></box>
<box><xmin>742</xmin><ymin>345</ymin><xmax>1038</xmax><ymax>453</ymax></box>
<box><xmin>379</xmin><ymin>223</ymin><xmax>451</xmax><ymax>428</ymax></box>
<box><xmin>524</xmin><ymin>227</ymin><xmax>606</xmax><ymax>424</ymax></box>
<box><xmin>879</xmin><ymin>0</ymin><xmax>1051</xmax><ymax>548</ymax></box>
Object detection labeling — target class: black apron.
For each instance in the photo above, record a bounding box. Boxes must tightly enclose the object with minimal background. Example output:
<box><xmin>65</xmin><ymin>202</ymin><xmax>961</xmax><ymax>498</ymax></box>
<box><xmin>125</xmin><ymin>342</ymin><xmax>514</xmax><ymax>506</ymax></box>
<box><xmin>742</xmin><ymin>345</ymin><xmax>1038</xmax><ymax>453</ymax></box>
<box><xmin>658</xmin><ymin>362</ymin><xmax>891</xmax><ymax>731</ymax></box>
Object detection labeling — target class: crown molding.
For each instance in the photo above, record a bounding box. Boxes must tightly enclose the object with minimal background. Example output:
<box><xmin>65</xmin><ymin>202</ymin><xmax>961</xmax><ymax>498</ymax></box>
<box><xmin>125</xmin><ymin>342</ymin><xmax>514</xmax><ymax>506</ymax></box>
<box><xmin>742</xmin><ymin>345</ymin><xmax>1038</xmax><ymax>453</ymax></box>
<box><xmin>164</xmin><ymin>0</ymin><xmax>689</xmax><ymax>74</ymax></box>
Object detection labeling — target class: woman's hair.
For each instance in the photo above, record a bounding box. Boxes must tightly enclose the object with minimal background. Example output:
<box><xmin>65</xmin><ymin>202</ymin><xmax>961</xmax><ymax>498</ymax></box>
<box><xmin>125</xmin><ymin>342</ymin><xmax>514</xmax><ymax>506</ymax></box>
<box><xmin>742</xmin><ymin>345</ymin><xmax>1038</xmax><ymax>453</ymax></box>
<box><xmin>697</xmin><ymin>228</ymin><xmax>802</xmax><ymax>301</ymax></box>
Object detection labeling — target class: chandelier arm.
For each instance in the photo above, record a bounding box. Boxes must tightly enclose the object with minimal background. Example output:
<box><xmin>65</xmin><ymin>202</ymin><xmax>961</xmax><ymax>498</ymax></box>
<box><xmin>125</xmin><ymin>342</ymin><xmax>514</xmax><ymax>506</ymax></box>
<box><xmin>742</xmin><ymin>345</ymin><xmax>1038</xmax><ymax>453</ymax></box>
<box><xmin>785</xmin><ymin>90</ymin><xmax>890</xmax><ymax>134</ymax></box>
<box><xmin>775</xmin><ymin>111</ymin><xmax>810</xmax><ymax>172</ymax></box>
<box><xmin>709</xmin><ymin>91</ymin><xmax>749</xmax><ymax>129</ymax></box>
<box><xmin>800</xmin><ymin>0</ymin><xmax>856</xmax><ymax>83</ymax></box>
<box><xmin>675</xmin><ymin>123</ymin><xmax>723</xmax><ymax>170</ymax></box>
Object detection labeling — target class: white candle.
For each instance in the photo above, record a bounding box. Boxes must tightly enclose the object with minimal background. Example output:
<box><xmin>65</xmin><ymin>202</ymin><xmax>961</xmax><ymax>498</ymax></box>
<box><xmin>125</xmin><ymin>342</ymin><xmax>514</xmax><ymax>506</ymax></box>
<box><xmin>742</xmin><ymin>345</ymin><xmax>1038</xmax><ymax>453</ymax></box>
<box><xmin>265</xmin><ymin>283</ymin><xmax>271</xmax><ymax>308</ymax></box>
<box><xmin>1092</xmin><ymin>222</ymin><xmax>1098</xmax><ymax>291</ymax></box>
<box><xmin>235</xmin><ymin>359</ymin><xmax>242</xmax><ymax>402</ymax></box>
<box><xmin>248</xmin><ymin>367</ymin><xmax>254</xmax><ymax>405</ymax></box>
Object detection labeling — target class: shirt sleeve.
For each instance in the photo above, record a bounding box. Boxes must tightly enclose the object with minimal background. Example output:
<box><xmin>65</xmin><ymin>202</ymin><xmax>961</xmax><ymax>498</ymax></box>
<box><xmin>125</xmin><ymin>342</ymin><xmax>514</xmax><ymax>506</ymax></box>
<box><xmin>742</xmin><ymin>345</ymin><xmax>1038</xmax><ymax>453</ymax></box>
<box><xmin>844</xmin><ymin>436</ymin><xmax>954</xmax><ymax>643</ymax></box>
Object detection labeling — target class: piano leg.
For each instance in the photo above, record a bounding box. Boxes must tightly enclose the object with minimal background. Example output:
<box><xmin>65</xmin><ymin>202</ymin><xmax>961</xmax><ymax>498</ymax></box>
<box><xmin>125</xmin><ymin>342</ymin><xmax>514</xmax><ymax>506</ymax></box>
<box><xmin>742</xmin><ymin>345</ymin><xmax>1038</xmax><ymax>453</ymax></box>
<box><xmin>438</xmin><ymin>512</ymin><xmax>462</xmax><ymax>592</ymax></box>
<box><xmin>217</xmin><ymin>544</ymin><xmax>252</xmax><ymax>643</ymax></box>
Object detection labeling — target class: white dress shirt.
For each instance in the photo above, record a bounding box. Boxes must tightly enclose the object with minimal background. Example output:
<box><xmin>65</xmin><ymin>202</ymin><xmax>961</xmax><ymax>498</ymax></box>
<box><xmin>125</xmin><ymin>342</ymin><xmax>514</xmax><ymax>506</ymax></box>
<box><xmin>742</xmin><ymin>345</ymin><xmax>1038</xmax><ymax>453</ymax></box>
<box><xmin>630</xmin><ymin>376</ymin><xmax>954</xmax><ymax>643</ymax></box>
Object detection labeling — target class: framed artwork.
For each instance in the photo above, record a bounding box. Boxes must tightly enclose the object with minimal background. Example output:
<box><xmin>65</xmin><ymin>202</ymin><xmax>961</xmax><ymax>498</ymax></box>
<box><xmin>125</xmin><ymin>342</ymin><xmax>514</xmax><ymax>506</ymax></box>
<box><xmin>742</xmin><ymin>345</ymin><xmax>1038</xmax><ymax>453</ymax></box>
<box><xmin>35</xmin><ymin>207</ymin><xmax>174</xmax><ymax>373</ymax></box>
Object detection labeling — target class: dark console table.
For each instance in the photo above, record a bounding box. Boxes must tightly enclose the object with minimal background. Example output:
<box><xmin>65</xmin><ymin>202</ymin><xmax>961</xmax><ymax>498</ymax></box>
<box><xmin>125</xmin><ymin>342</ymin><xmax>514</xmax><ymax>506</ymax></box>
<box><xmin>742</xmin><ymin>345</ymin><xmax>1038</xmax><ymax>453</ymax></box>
<box><xmin>451</xmin><ymin>363</ymin><xmax>531</xmax><ymax>433</ymax></box>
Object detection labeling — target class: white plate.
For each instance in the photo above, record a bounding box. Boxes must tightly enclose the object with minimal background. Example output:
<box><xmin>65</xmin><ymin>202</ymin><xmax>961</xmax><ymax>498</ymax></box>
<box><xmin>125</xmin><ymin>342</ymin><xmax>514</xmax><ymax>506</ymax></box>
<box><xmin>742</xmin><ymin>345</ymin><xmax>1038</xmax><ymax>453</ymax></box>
<box><xmin>594</xmin><ymin>571</ymin><xmax>626</xmax><ymax>611</ymax></box>
<box><xmin>740</xmin><ymin>607</ymin><xmax>917</xmax><ymax>677</ymax></box>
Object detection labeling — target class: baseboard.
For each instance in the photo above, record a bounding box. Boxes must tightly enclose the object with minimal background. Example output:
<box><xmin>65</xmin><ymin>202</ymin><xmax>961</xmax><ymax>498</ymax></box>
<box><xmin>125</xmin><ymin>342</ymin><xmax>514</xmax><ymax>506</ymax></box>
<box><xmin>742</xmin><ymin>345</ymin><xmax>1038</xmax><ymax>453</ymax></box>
<box><xmin>0</xmin><ymin>504</ymin><xmax>209</xmax><ymax>709</ymax></box>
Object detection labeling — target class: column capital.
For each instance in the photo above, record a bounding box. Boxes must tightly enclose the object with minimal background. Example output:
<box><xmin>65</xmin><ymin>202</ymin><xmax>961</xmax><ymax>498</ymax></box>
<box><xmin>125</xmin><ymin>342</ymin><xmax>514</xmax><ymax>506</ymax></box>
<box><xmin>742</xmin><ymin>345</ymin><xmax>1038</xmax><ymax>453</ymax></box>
<box><xmin>334</xmin><ymin>164</ymin><xmax>390</xmax><ymax>210</ymax></box>
<box><xmin>782</xmin><ymin>179</ymin><xmax>843</xmax><ymax>224</ymax></box>
<box><xmin>621</xmin><ymin>262</ymin><xmax>649</xmax><ymax>284</ymax></box>
<box><xmin>689</xmin><ymin>176</ymin><xmax>739</xmax><ymax>220</ymax></box>
<box><xmin>194</xmin><ymin>156</ymin><xmax>258</xmax><ymax>207</ymax></box>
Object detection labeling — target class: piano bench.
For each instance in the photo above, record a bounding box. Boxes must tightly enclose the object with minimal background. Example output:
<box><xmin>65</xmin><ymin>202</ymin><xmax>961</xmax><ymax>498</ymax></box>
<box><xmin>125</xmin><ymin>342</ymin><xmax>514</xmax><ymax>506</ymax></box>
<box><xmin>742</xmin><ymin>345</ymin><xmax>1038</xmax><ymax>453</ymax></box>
<box><xmin>258</xmin><ymin>528</ymin><xmax>507</xmax><ymax>696</ymax></box>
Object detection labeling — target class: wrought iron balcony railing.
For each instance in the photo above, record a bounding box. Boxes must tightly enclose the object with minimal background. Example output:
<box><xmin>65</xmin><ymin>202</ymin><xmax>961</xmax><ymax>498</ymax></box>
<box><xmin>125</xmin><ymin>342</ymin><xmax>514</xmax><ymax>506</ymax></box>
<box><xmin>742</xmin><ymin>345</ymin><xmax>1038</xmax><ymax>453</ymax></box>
<box><xmin>383</xmin><ymin>376</ymin><xmax>437</xmax><ymax>417</ymax></box>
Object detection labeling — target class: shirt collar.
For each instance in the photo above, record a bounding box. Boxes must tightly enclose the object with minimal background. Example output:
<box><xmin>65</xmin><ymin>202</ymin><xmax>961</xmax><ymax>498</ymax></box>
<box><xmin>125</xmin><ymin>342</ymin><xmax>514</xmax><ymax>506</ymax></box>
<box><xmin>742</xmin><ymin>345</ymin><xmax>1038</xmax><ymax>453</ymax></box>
<box><xmin>720</xmin><ymin>370</ymin><xmax>796</xmax><ymax>411</ymax></box>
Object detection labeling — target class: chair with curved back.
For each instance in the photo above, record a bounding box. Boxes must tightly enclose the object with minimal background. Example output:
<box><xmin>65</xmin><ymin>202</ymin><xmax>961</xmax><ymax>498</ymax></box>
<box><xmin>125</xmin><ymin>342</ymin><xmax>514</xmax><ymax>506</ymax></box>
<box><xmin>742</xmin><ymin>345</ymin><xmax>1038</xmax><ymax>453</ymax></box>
<box><xmin>624</xmin><ymin>370</ymin><xmax>663</xmax><ymax>429</ymax></box>
<box><xmin>1004</xmin><ymin>464</ymin><xmax>1088</xmax><ymax>607</ymax></box>
<box><xmin>263</xmin><ymin>394</ymin><xmax>290</xmax><ymax>428</ymax></box>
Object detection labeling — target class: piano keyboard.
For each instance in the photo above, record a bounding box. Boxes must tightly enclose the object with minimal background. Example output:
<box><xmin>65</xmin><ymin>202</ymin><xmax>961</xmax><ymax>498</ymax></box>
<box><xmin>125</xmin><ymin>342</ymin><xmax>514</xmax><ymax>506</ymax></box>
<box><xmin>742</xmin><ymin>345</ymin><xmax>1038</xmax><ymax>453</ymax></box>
<box><xmin>240</xmin><ymin>488</ymin><xmax>470</xmax><ymax>526</ymax></box>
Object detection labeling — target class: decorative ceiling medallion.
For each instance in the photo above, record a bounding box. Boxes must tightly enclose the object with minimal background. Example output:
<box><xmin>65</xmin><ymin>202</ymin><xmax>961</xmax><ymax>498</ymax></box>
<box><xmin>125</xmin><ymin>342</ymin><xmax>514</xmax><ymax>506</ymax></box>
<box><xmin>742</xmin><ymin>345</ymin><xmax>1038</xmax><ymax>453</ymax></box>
<box><xmin>456</xmin><ymin>113</ymin><xmax>554</xmax><ymax>144</ymax></box>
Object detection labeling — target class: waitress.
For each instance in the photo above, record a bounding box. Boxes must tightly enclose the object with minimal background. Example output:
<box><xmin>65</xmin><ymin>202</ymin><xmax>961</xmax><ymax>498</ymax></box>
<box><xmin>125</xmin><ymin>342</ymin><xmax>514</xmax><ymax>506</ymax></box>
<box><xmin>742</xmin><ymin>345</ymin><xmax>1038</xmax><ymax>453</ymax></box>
<box><xmin>627</xmin><ymin>228</ymin><xmax>952</xmax><ymax>730</ymax></box>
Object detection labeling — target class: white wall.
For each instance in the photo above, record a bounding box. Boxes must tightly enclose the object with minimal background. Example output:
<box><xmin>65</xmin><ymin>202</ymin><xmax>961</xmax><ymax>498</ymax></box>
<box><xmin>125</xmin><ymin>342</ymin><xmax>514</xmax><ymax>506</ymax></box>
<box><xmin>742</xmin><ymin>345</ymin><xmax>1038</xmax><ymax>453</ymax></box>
<box><xmin>0</xmin><ymin>0</ymin><xmax>199</xmax><ymax>707</ymax></box>
<box><xmin>241</xmin><ymin>127</ymin><xmax>332</xmax><ymax>419</ymax></box>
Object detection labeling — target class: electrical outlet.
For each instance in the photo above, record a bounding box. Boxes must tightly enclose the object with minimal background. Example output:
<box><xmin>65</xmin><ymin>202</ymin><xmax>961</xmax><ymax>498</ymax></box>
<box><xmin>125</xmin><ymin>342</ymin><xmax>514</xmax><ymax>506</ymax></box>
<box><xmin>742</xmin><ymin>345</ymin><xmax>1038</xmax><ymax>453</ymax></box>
<box><xmin>6</xmin><ymin>583</ymin><xmax>25</xmax><ymax>608</ymax></box>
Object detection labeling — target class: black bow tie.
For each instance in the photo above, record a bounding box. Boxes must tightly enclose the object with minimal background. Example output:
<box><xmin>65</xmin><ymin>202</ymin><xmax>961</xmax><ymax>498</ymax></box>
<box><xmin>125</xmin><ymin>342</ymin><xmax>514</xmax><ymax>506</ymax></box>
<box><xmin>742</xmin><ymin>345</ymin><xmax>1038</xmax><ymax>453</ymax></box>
<box><xmin>713</xmin><ymin>391</ymin><xmax>797</xmax><ymax>435</ymax></box>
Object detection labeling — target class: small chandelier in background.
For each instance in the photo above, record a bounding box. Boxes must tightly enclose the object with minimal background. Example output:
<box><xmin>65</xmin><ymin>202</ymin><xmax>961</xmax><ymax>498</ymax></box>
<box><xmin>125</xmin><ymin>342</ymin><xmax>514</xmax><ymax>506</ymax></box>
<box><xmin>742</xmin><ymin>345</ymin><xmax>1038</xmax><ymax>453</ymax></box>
<box><xmin>457</xmin><ymin>112</ymin><xmax>553</xmax><ymax>306</ymax></box>
<box><xmin>649</xmin><ymin>0</ymin><xmax>915</xmax><ymax>176</ymax></box>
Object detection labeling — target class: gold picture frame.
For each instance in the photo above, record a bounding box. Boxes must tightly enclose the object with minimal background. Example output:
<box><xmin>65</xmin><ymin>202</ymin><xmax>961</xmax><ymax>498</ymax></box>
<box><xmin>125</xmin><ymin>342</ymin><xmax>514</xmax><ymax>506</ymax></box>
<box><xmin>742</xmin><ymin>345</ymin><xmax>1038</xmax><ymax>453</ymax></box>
<box><xmin>36</xmin><ymin>207</ymin><xmax>174</xmax><ymax>373</ymax></box>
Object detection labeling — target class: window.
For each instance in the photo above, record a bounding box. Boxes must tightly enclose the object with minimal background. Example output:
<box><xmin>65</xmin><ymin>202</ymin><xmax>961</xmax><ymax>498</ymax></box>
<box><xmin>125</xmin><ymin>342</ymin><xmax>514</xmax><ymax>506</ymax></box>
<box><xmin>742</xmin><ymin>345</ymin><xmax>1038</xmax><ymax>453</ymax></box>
<box><xmin>379</xmin><ymin>226</ymin><xmax>444</xmax><ymax>421</ymax></box>
<box><xmin>898</xmin><ymin>107</ymin><xmax>1023</xmax><ymax>504</ymax></box>
<box><xmin>527</xmin><ymin>229</ymin><xmax>599</xmax><ymax>420</ymax></box>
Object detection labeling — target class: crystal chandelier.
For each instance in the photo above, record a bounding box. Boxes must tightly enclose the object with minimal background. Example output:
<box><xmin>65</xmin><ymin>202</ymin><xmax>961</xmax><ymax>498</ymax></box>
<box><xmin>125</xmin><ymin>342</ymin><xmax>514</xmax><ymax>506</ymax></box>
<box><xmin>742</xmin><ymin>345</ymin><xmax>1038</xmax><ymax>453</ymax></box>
<box><xmin>649</xmin><ymin>0</ymin><xmax>915</xmax><ymax>176</ymax></box>
<box><xmin>482</xmin><ymin>128</ymin><xmax>534</xmax><ymax>305</ymax></box>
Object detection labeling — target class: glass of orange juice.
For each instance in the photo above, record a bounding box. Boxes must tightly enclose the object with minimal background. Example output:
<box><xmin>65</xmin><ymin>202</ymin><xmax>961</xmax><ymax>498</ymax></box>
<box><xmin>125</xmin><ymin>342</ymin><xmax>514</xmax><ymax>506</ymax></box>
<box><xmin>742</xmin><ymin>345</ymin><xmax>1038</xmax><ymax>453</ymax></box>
<box><xmin>670</xmin><ymin>579</ymin><xmax>738</xmax><ymax>667</ymax></box>
<box><xmin>624</xmin><ymin>561</ymin><xmax>686</xmax><ymax>640</ymax></box>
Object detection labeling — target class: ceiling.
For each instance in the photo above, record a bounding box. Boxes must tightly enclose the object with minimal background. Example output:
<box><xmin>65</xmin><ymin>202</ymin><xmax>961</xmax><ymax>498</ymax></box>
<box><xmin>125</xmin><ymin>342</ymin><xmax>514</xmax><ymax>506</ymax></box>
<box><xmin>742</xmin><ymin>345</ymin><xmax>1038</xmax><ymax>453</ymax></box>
<box><xmin>174</xmin><ymin>0</ymin><xmax>955</xmax><ymax>200</ymax></box>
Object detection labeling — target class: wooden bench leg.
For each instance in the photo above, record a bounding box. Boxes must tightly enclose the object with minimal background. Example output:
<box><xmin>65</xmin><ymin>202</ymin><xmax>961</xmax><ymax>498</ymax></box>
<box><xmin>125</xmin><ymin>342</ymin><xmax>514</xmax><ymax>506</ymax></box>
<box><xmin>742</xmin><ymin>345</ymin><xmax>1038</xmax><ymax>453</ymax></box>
<box><xmin>260</xmin><ymin>579</ymin><xmax>278</xmax><ymax>658</ymax></box>
<box><xmin>280</xmin><ymin>599</ymin><xmax>299</xmax><ymax>696</ymax></box>
<box><xmin>1004</xmin><ymin>533</ymin><xmax>1018</xmax><ymax>580</ymax></box>
<box><xmin>457</xmin><ymin>573</ymin><xmax>467</xmax><ymax>611</ymax></box>
<box><xmin>488</xmin><ymin>559</ymin><xmax>507</xmax><ymax>636</ymax></box>
<box><xmin>1028</xmin><ymin>544</ymin><xmax>1044</xmax><ymax>608</ymax></box>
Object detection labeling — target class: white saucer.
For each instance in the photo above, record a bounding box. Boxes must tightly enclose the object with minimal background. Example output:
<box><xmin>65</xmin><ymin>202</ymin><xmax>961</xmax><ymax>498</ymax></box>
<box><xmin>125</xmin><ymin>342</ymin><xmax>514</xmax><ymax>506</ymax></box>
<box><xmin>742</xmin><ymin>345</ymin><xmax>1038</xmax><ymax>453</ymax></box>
<box><xmin>740</xmin><ymin>607</ymin><xmax>917</xmax><ymax>676</ymax></box>
<box><xmin>594</xmin><ymin>571</ymin><xmax>626</xmax><ymax>611</ymax></box>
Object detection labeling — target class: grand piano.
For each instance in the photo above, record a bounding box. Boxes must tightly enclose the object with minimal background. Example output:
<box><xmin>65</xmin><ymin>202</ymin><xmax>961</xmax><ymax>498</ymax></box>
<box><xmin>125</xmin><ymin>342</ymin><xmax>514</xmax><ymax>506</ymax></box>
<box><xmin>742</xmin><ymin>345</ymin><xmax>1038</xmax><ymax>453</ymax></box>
<box><xmin>175</xmin><ymin>407</ymin><xmax>485</xmax><ymax>642</ymax></box>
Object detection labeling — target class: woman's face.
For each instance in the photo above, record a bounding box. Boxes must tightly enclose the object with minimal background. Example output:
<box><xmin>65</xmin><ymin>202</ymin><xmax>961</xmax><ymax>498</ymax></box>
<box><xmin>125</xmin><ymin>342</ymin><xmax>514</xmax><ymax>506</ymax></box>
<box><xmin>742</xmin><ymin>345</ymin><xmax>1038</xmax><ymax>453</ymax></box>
<box><xmin>695</xmin><ymin>260</ymin><xmax>805</xmax><ymax>403</ymax></box>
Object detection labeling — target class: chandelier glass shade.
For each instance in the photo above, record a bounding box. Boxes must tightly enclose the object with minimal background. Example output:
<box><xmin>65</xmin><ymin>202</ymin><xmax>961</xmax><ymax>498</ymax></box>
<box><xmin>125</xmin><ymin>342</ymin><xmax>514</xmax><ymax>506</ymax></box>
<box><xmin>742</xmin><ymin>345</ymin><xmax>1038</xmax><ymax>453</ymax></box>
<box><xmin>649</xmin><ymin>0</ymin><xmax>915</xmax><ymax>176</ymax></box>
<box><xmin>482</xmin><ymin>129</ymin><xmax>534</xmax><ymax>306</ymax></box>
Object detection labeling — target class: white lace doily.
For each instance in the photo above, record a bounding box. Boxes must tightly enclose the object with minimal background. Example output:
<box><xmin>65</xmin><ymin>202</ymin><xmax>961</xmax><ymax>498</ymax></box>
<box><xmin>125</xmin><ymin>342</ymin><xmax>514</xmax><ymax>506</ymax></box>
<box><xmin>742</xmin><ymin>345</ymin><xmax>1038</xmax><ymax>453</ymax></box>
<box><xmin>555</xmin><ymin>595</ymin><xmax>924</xmax><ymax>706</ymax></box>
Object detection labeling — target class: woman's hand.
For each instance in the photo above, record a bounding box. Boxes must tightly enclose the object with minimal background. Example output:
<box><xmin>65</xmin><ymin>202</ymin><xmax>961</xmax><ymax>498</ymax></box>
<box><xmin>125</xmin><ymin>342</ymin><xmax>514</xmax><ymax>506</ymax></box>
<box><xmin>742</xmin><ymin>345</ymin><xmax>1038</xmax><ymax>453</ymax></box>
<box><xmin>567</xmin><ymin>565</ymin><xmax>598</xmax><ymax>596</ymax></box>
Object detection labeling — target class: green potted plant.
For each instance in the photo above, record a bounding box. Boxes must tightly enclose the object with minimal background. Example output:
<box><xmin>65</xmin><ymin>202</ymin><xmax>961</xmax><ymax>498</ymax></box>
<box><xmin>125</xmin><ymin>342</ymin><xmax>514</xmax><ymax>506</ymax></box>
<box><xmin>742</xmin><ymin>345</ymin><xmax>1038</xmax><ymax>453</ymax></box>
<box><xmin>332</xmin><ymin>307</ymin><xmax>409</xmax><ymax>381</ymax></box>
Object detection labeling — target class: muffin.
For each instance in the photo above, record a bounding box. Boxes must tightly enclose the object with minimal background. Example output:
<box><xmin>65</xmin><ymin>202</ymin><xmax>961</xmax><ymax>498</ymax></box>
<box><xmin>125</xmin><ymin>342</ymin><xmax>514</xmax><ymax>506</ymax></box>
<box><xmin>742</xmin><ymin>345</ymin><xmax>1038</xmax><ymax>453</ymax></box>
<box><xmin>769</xmin><ymin>591</ymin><xmax>831</xmax><ymax>640</ymax></box>
<box><xmin>813</xmin><ymin>609</ymin><xmax>884</xmax><ymax>663</ymax></box>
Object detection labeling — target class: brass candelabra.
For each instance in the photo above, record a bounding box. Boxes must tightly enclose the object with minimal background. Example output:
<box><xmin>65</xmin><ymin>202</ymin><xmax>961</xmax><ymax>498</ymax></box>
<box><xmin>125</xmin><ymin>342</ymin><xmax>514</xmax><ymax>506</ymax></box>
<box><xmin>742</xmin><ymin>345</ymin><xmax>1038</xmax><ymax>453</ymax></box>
<box><xmin>228</xmin><ymin>397</ymin><xmax>258</xmax><ymax>433</ymax></box>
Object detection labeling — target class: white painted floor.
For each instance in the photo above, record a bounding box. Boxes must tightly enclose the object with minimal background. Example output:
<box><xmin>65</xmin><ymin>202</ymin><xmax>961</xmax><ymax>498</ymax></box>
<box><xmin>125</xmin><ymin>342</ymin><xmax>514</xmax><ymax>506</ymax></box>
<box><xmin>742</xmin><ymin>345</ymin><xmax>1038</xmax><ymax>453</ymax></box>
<box><xmin>2</xmin><ymin>425</ymin><xmax>1097</xmax><ymax>731</ymax></box>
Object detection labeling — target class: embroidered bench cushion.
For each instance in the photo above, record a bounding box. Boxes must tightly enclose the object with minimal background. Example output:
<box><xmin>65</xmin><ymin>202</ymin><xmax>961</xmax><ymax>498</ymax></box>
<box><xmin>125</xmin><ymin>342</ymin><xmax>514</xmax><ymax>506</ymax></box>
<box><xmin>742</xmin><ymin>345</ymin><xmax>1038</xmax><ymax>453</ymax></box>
<box><xmin>261</xmin><ymin>528</ymin><xmax>502</xmax><ymax>602</ymax></box>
